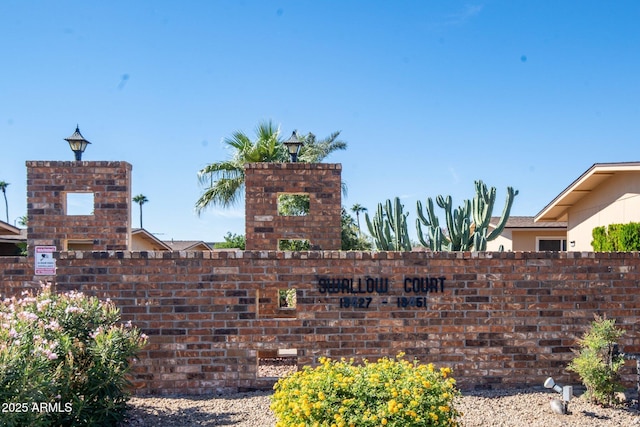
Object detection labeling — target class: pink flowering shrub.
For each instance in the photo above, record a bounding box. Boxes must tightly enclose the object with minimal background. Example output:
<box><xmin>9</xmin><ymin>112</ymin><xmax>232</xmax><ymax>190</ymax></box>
<box><xmin>0</xmin><ymin>284</ymin><xmax>147</xmax><ymax>426</ymax></box>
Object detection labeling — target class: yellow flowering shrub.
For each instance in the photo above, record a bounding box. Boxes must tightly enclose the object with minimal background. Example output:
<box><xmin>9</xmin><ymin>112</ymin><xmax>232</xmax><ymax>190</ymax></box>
<box><xmin>271</xmin><ymin>353</ymin><xmax>460</xmax><ymax>427</ymax></box>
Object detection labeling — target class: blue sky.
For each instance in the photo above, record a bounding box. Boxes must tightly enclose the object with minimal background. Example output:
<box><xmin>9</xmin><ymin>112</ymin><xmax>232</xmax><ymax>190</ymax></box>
<box><xmin>1</xmin><ymin>1</ymin><xmax>639</xmax><ymax>243</ymax></box>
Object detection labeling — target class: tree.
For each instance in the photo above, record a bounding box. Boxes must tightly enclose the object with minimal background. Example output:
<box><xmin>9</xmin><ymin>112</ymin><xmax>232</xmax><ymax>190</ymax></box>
<box><xmin>350</xmin><ymin>204</ymin><xmax>367</xmax><ymax>236</ymax></box>
<box><xmin>195</xmin><ymin>120</ymin><xmax>346</xmax><ymax>213</ymax></box>
<box><xmin>342</xmin><ymin>208</ymin><xmax>372</xmax><ymax>250</ymax></box>
<box><xmin>213</xmin><ymin>232</ymin><xmax>246</xmax><ymax>249</ymax></box>
<box><xmin>132</xmin><ymin>194</ymin><xmax>148</xmax><ymax>228</ymax></box>
<box><xmin>0</xmin><ymin>181</ymin><xmax>9</xmax><ymax>223</ymax></box>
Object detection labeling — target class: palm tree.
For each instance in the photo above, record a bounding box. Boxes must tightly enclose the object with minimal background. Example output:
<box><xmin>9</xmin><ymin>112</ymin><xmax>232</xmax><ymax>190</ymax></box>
<box><xmin>0</xmin><ymin>181</ymin><xmax>9</xmax><ymax>223</ymax></box>
<box><xmin>196</xmin><ymin>120</ymin><xmax>347</xmax><ymax>213</ymax></box>
<box><xmin>351</xmin><ymin>203</ymin><xmax>367</xmax><ymax>236</ymax></box>
<box><xmin>297</xmin><ymin>131</ymin><xmax>347</xmax><ymax>164</ymax></box>
<box><xmin>132</xmin><ymin>194</ymin><xmax>148</xmax><ymax>228</ymax></box>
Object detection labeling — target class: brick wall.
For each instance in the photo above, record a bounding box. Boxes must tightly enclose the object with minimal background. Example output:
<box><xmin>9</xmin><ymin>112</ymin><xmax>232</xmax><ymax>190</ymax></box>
<box><xmin>244</xmin><ymin>163</ymin><xmax>342</xmax><ymax>250</ymax></box>
<box><xmin>26</xmin><ymin>161</ymin><xmax>132</xmax><ymax>252</ymax></box>
<box><xmin>2</xmin><ymin>250</ymin><xmax>639</xmax><ymax>395</ymax></box>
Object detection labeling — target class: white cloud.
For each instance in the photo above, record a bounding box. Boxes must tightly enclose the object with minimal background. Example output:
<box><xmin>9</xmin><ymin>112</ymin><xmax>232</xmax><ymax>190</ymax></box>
<box><xmin>449</xmin><ymin>167</ymin><xmax>460</xmax><ymax>184</ymax></box>
<box><xmin>398</xmin><ymin>193</ymin><xmax>417</xmax><ymax>200</ymax></box>
<box><xmin>439</xmin><ymin>4</ymin><xmax>484</xmax><ymax>27</ymax></box>
<box><xmin>210</xmin><ymin>208</ymin><xmax>245</xmax><ymax>219</ymax></box>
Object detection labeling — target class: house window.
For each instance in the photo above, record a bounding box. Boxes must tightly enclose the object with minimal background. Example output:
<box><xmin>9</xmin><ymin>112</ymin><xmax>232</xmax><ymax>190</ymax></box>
<box><xmin>537</xmin><ymin>238</ymin><xmax>567</xmax><ymax>251</ymax></box>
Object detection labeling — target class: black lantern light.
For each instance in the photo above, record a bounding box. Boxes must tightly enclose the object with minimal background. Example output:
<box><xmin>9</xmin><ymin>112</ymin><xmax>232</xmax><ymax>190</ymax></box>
<box><xmin>64</xmin><ymin>125</ymin><xmax>91</xmax><ymax>161</ymax></box>
<box><xmin>283</xmin><ymin>130</ymin><xmax>303</xmax><ymax>162</ymax></box>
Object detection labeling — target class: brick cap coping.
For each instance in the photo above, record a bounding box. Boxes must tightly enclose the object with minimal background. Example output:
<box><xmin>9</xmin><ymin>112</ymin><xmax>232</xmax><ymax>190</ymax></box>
<box><xmin>50</xmin><ymin>250</ymin><xmax>640</xmax><ymax>261</ymax></box>
<box><xmin>244</xmin><ymin>162</ymin><xmax>341</xmax><ymax>170</ymax></box>
<box><xmin>26</xmin><ymin>160</ymin><xmax>132</xmax><ymax>169</ymax></box>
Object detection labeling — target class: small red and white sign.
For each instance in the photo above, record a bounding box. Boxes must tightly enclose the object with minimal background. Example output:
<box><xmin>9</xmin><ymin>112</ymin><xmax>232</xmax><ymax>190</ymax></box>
<box><xmin>35</xmin><ymin>246</ymin><xmax>57</xmax><ymax>275</ymax></box>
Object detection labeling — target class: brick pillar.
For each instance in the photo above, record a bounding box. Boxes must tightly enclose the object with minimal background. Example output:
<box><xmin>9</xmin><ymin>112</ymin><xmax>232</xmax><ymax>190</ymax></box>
<box><xmin>26</xmin><ymin>161</ymin><xmax>132</xmax><ymax>253</ymax></box>
<box><xmin>245</xmin><ymin>163</ymin><xmax>342</xmax><ymax>250</ymax></box>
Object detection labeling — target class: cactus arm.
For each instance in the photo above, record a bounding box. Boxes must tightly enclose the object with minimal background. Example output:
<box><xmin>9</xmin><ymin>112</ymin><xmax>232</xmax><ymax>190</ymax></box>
<box><xmin>472</xmin><ymin>181</ymin><xmax>494</xmax><ymax>232</ymax></box>
<box><xmin>399</xmin><ymin>198</ymin><xmax>412</xmax><ymax>251</ymax></box>
<box><xmin>432</xmin><ymin>227</ymin><xmax>444</xmax><ymax>251</ymax></box>
<box><xmin>473</xmin><ymin>226</ymin><xmax>489</xmax><ymax>251</ymax></box>
<box><xmin>417</xmin><ymin>197</ymin><xmax>450</xmax><ymax>251</ymax></box>
<box><xmin>486</xmin><ymin>187</ymin><xmax>519</xmax><ymax>241</ymax></box>
<box><xmin>389</xmin><ymin>197</ymin><xmax>411</xmax><ymax>251</ymax></box>
<box><xmin>401</xmin><ymin>221</ymin><xmax>412</xmax><ymax>251</ymax></box>
<box><xmin>366</xmin><ymin>203</ymin><xmax>389</xmax><ymax>250</ymax></box>
<box><xmin>364</xmin><ymin>211</ymin><xmax>375</xmax><ymax>238</ymax></box>
<box><xmin>368</xmin><ymin>197</ymin><xmax>411</xmax><ymax>251</ymax></box>
<box><xmin>364</xmin><ymin>210</ymin><xmax>378</xmax><ymax>248</ymax></box>
<box><xmin>460</xmin><ymin>217</ymin><xmax>471</xmax><ymax>251</ymax></box>
<box><xmin>416</xmin><ymin>200</ymin><xmax>430</xmax><ymax>247</ymax></box>
<box><xmin>439</xmin><ymin>195</ymin><xmax>457</xmax><ymax>247</ymax></box>
<box><xmin>416</xmin><ymin>200</ymin><xmax>428</xmax><ymax>226</ymax></box>
<box><xmin>416</xmin><ymin>218</ymin><xmax>429</xmax><ymax>247</ymax></box>
<box><xmin>390</xmin><ymin>198</ymin><xmax>401</xmax><ymax>249</ymax></box>
<box><xmin>383</xmin><ymin>221</ymin><xmax>393</xmax><ymax>250</ymax></box>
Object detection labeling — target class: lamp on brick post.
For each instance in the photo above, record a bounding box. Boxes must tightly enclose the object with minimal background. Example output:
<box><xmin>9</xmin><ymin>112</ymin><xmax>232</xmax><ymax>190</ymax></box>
<box><xmin>283</xmin><ymin>130</ymin><xmax>303</xmax><ymax>162</ymax></box>
<box><xmin>64</xmin><ymin>125</ymin><xmax>91</xmax><ymax>161</ymax></box>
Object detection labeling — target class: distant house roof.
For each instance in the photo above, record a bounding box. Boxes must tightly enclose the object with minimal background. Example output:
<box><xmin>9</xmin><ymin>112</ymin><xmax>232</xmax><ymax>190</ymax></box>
<box><xmin>0</xmin><ymin>220</ymin><xmax>21</xmax><ymax>236</ymax></box>
<box><xmin>535</xmin><ymin>162</ymin><xmax>640</xmax><ymax>222</ymax></box>
<box><xmin>0</xmin><ymin>228</ymin><xmax>27</xmax><ymax>244</ymax></box>
<box><xmin>131</xmin><ymin>228</ymin><xmax>172</xmax><ymax>251</ymax></box>
<box><xmin>490</xmin><ymin>216</ymin><xmax>567</xmax><ymax>230</ymax></box>
<box><xmin>163</xmin><ymin>240</ymin><xmax>213</xmax><ymax>251</ymax></box>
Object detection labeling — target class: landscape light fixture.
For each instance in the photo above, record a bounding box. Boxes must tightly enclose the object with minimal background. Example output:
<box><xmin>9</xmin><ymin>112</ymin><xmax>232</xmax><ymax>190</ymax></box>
<box><xmin>544</xmin><ymin>377</ymin><xmax>573</xmax><ymax>415</ymax></box>
<box><xmin>64</xmin><ymin>125</ymin><xmax>91</xmax><ymax>161</ymax></box>
<box><xmin>283</xmin><ymin>130</ymin><xmax>303</xmax><ymax>162</ymax></box>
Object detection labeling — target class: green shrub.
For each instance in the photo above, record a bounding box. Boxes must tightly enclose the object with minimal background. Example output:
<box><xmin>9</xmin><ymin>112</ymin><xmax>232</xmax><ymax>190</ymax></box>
<box><xmin>271</xmin><ymin>353</ymin><xmax>460</xmax><ymax>427</ymax></box>
<box><xmin>567</xmin><ymin>314</ymin><xmax>625</xmax><ymax>406</ymax></box>
<box><xmin>591</xmin><ymin>222</ymin><xmax>640</xmax><ymax>251</ymax></box>
<box><xmin>591</xmin><ymin>226</ymin><xmax>607</xmax><ymax>251</ymax></box>
<box><xmin>617</xmin><ymin>223</ymin><xmax>640</xmax><ymax>250</ymax></box>
<box><xmin>0</xmin><ymin>284</ymin><xmax>147</xmax><ymax>426</ymax></box>
<box><xmin>278</xmin><ymin>289</ymin><xmax>297</xmax><ymax>308</ymax></box>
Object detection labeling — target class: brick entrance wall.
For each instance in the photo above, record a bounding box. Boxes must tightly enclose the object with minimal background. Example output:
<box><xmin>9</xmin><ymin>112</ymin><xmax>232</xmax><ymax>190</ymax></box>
<box><xmin>26</xmin><ymin>161</ymin><xmax>132</xmax><ymax>253</ymax></box>
<box><xmin>2</xmin><ymin>251</ymin><xmax>639</xmax><ymax>395</ymax></box>
<box><xmin>244</xmin><ymin>163</ymin><xmax>342</xmax><ymax>250</ymax></box>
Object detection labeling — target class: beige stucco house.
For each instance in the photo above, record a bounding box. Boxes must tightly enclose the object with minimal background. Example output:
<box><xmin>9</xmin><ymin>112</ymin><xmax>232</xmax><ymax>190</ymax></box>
<box><xmin>131</xmin><ymin>228</ymin><xmax>173</xmax><ymax>251</ymax></box>
<box><xmin>486</xmin><ymin>216</ymin><xmax>567</xmax><ymax>252</ymax></box>
<box><xmin>534</xmin><ymin>162</ymin><xmax>640</xmax><ymax>251</ymax></box>
<box><xmin>131</xmin><ymin>229</ymin><xmax>213</xmax><ymax>252</ymax></box>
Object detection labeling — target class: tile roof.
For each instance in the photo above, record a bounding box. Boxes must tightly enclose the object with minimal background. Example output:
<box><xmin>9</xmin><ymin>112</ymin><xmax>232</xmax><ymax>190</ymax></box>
<box><xmin>490</xmin><ymin>216</ymin><xmax>567</xmax><ymax>229</ymax></box>
<box><xmin>163</xmin><ymin>240</ymin><xmax>213</xmax><ymax>251</ymax></box>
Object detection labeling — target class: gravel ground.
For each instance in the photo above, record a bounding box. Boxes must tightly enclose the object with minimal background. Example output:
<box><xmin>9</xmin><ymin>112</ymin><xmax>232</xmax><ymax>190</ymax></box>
<box><xmin>123</xmin><ymin>388</ymin><xmax>640</xmax><ymax>427</ymax></box>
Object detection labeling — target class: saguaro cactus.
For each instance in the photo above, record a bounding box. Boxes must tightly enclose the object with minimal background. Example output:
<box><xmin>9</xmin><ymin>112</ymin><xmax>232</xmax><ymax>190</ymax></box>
<box><xmin>416</xmin><ymin>180</ymin><xmax>518</xmax><ymax>251</ymax></box>
<box><xmin>365</xmin><ymin>197</ymin><xmax>412</xmax><ymax>251</ymax></box>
